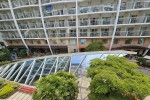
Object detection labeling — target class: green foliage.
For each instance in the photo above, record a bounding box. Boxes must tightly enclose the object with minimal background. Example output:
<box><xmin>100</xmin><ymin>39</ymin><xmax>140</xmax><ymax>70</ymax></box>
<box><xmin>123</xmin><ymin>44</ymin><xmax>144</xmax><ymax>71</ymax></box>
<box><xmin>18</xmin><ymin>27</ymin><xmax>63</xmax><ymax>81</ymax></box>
<box><xmin>86</xmin><ymin>41</ymin><xmax>105</xmax><ymax>51</ymax></box>
<box><xmin>33</xmin><ymin>71</ymin><xmax>78</xmax><ymax>100</ymax></box>
<box><xmin>0</xmin><ymin>78</ymin><xmax>19</xmax><ymax>99</ymax></box>
<box><xmin>19</xmin><ymin>49</ymin><xmax>27</xmax><ymax>58</ymax></box>
<box><xmin>0</xmin><ymin>48</ymin><xmax>10</xmax><ymax>61</ymax></box>
<box><xmin>87</xmin><ymin>55</ymin><xmax>150</xmax><ymax>100</ymax></box>
<box><xmin>0</xmin><ymin>61</ymin><xmax>11</xmax><ymax>66</ymax></box>
<box><xmin>137</xmin><ymin>57</ymin><xmax>146</xmax><ymax>65</ymax></box>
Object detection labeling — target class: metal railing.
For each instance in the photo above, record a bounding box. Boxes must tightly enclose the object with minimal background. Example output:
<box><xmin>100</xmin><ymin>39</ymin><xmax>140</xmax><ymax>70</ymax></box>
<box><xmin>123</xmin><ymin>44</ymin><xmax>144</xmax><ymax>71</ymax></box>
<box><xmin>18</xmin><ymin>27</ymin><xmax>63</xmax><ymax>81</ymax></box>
<box><xmin>0</xmin><ymin>2</ymin><xmax>9</xmax><ymax>9</ymax></box>
<box><xmin>18</xmin><ymin>23</ymin><xmax>43</xmax><ymax>29</ymax></box>
<box><xmin>15</xmin><ymin>11</ymin><xmax>40</xmax><ymax>19</ymax></box>
<box><xmin>0</xmin><ymin>24</ymin><xmax>16</xmax><ymax>30</ymax></box>
<box><xmin>0</xmin><ymin>14</ymin><xmax>13</xmax><ymax>20</ymax></box>
<box><xmin>41</xmin><ymin>0</ymin><xmax>75</xmax><ymax>4</ymax></box>
<box><xmin>11</xmin><ymin>0</ymin><xmax>38</xmax><ymax>8</ymax></box>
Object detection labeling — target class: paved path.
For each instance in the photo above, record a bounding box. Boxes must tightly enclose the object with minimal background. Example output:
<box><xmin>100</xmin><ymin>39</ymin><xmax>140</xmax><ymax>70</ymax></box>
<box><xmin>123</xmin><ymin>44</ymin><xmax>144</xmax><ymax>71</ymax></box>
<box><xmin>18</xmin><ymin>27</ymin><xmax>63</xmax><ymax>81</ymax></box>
<box><xmin>6</xmin><ymin>91</ymin><xmax>32</xmax><ymax>100</ymax></box>
<box><xmin>137</xmin><ymin>67</ymin><xmax>150</xmax><ymax>76</ymax></box>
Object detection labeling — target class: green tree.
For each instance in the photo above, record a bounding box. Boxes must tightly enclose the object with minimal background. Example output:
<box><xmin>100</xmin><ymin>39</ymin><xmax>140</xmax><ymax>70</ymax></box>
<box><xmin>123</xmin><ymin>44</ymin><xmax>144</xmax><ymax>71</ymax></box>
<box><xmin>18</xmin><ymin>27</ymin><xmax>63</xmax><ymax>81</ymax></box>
<box><xmin>33</xmin><ymin>71</ymin><xmax>78</xmax><ymax>100</ymax></box>
<box><xmin>87</xmin><ymin>55</ymin><xmax>150</xmax><ymax>100</ymax></box>
<box><xmin>86</xmin><ymin>41</ymin><xmax>105</xmax><ymax>51</ymax></box>
<box><xmin>0</xmin><ymin>48</ymin><xmax>10</xmax><ymax>61</ymax></box>
<box><xmin>19</xmin><ymin>49</ymin><xmax>27</xmax><ymax>58</ymax></box>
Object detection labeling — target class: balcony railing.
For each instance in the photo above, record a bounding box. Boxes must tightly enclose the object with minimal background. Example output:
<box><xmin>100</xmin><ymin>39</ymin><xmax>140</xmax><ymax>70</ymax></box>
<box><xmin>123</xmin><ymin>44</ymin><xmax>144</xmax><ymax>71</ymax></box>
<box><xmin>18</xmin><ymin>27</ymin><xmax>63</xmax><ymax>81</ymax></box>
<box><xmin>115</xmin><ymin>30</ymin><xmax>150</xmax><ymax>36</ymax></box>
<box><xmin>79</xmin><ymin>4</ymin><xmax>117</xmax><ymax>14</ymax></box>
<box><xmin>15</xmin><ymin>11</ymin><xmax>40</xmax><ymax>19</ymax></box>
<box><xmin>12</xmin><ymin>0</ymin><xmax>38</xmax><ymax>8</ymax></box>
<box><xmin>0</xmin><ymin>14</ymin><xmax>13</xmax><ymax>20</ymax></box>
<box><xmin>22</xmin><ymin>32</ymin><xmax>46</xmax><ymax>38</ymax></box>
<box><xmin>0</xmin><ymin>24</ymin><xmax>16</xmax><ymax>30</ymax></box>
<box><xmin>41</xmin><ymin>0</ymin><xmax>75</xmax><ymax>4</ymax></box>
<box><xmin>45</xmin><ymin>20</ymin><xmax>76</xmax><ymax>28</ymax></box>
<box><xmin>117</xmin><ymin>16</ymin><xmax>150</xmax><ymax>24</ymax></box>
<box><xmin>2</xmin><ymin>33</ymin><xmax>20</xmax><ymax>39</ymax></box>
<box><xmin>120</xmin><ymin>1</ymin><xmax>150</xmax><ymax>10</ymax></box>
<box><xmin>47</xmin><ymin>32</ymin><xmax>76</xmax><ymax>37</ymax></box>
<box><xmin>18</xmin><ymin>23</ymin><xmax>43</xmax><ymax>29</ymax></box>
<box><xmin>0</xmin><ymin>2</ymin><xmax>9</xmax><ymax>9</ymax></box>
<box><xmin>43</xmin><ymin>8</ymin><xmax>76</xmax><ymax>17</ymax></box>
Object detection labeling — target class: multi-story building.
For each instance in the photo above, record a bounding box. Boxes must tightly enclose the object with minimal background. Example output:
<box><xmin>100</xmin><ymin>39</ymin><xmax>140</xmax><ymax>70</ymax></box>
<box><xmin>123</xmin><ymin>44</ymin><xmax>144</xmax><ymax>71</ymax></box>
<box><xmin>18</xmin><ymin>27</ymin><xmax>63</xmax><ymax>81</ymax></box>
<box><xmin>0</xmin><ymin>0</ymin><xmax>150</xmax><ymax>54</ymax></box>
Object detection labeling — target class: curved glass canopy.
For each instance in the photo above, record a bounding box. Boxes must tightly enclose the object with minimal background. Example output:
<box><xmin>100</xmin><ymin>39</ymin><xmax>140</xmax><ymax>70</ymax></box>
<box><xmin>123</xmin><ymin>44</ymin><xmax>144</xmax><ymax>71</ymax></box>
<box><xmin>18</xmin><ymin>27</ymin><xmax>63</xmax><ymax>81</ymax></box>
<box><xmin>0</xmin><ymin>50</ymin><xmax>136</xmax><ymax>86</ymax></box>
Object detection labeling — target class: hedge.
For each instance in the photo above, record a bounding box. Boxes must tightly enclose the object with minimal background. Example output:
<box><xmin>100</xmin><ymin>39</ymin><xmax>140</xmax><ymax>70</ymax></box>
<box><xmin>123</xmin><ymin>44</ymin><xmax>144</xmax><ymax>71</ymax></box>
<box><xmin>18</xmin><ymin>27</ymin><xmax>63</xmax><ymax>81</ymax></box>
<box><xmin>0</xmin><ymin>61</ymin><xmax>11</xmax><ymax>66</ymax></box>
<box><xmin>0</xmin><ymin>85</ymin><xmax>14</xmax><ymax>99</ymax></box>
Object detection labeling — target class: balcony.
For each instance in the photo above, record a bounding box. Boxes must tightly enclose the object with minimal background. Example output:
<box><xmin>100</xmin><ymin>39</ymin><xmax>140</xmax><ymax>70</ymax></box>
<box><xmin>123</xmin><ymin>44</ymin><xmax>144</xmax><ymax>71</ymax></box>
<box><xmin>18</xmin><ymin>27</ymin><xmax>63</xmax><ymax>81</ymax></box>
<box><xmin>41</xmin><ymin>0</ymin><xmax>75</xmax><ymax>4</ymax></box>
<box><xmin>18</xmin><ymin>23</ymin><xmax>43</xmax><ymax>29</ymax></box>
<box><xmin>22</xmin><ymin>32</ymin><xmax>46</xmax><ymax>38</ymax></box>
<box><xmin>0</xmin><ymin>2</ymin><xmax>9</xmax><ymax>9</ymax></box>
<box><xmin>0</xmin><ymin>14</ymin><xmax>13</xmax><ymax>20</ymax></box>
<box><xmin>141</xmin><ymin>30</ymin><xmax>150</xmax><ymax>36</ymax></box>
<box><xmin>0</xmin><ymin>24</ymin><xmax>16</xmax><ymax>30</ymax></box>
<box><xmin>15</xmin><ymin>11</ymin><xmax>40</xmax><ymax>19</ymax></box>
<box><xmin>69</xmin><ymin>32</ymin><xmax>76</xmax><ymax>37</ymax></box>
<box><xmin>2</xmin><ymin>33</ymin><xmax>20</xmax><ymax>39</ymax></box>
<box><xmin>12</xmin><ymin>0</ymin><xmax>38</xmax><ymax>8</ymax></box>
<box><xmin>58</xmin><ymin>33</ymin><xmax>66</xmax><ymax>37</ymax></box>
<box><xmin>117</xmin><ymin>16</ymin><xmax>150</xmax><ymax>24</ymax></box>
<box><xmin>79</xmin><ymin>4</ymin><xmax>117</xmax><ymax>14</ymax></box>
<box><xmin>80</xmin><ymin>33</ymin><xmax>87</xmax><ymax>37</ymax></box>
<box><xmin>90</xmin><ymin>32</ymin><xmax>100</xmax><ymax>37</ymax></box>
<box><xmin>101</xmin><ymin>31</ymin><xmax>112</xmax><ymax>36</ymax></box>
<box><xmin>120</xmin><ymin>1</ymin><xmax>150</xmax><ymax>10</ymax></box>
<box><xmin>43</xmin><ymin>8</ymin><xmax>75</xmax><ymax>17</ymax></box>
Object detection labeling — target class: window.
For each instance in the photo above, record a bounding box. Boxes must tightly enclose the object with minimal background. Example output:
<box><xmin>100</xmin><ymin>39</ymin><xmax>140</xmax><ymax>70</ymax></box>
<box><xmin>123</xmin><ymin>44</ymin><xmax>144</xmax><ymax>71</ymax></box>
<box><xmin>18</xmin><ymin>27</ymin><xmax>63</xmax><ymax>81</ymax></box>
<box><xmin>114</xmin><ymin>39</ymin><xmax>119</xmax><ymax>44</ymax></box>
<box><xmin>101</xmin><ymin>28</ymin><xmax>109</xmax><ymax>36</ymax></box>
<box><xmin>90</xmin><ymin>29</ymin><xmax>98</xmax><ymax>37</ymax></box>
<box><xmin>138</xmin><ymin>38</ymin><xmax>145</xmax><ymax>44</ymax></box>
<box><xmin>70</xmin><ymin>39</ymin><xmax>76</xmax><ymax>45</ymax></box>
<box><xmin>60</xmin><ymin>40</ymin><xmax>66</xmax><ymax>44</ymax></box>
<box><xmin>15</xmin><ymin>40</ymin><xmax>19</xmax><ymax>44</ymax></box>
<box><xmin>80</xmin><ymin>39</ymin><xmax>86</xmax><ymax>44</ymax></box>
<box><xmin>125</xmin><ymin>39</ymin><xmax>132</xmax><ymax>44</ymax></box>
<box><xmin>80</xmin><ymin>29</ymin><xmax>87</xmax><ymax>37</ymax></box>
<box><xmin>44</xmin><ymin>40</ymin><xmax>48</xmax><ymax>44</ymax></box>
<box><xmin>37</xmin><ymin>40</ymin><xmax>41</xmax><ymax>44</ymax></box>
<box><xmin>102</xmin><ymin>39</ymin><xmax>108</xmax><ymax>44</ymax></box>
<box><xmin>70</xmin><ymin>30</ymin><xmax>76</xmax><ymax>37</ymax></box>
<box><xmin>52</xmin><ymin>40</ymin><xmax>57</xmax><ymax>44</ymax></box>
<box><xmin>30</xmin><ymin>40</ymin><xmax>33</xmax><ymax>44</ymax></box>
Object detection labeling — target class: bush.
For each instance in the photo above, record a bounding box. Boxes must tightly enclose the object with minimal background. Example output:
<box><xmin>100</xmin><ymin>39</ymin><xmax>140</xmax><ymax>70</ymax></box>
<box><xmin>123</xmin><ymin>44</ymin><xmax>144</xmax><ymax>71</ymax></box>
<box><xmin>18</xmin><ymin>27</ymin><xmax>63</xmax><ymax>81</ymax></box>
<box><xmin>0</xmin><ymin>48</ymin><xmax>10</xmax><ymax>61</ymax></box>
<box><xmin>0</xmin><ymin>85</ymin><xmax>14</xmax><ymax>99</ymax></box>
<box><xmin>0</xmin><ymin>61</ymin><xmax>11</xmax><ymax>66</ymax></box>
<box><xmin>137</xmin><ymin>57</ymin><xmax>146</xmax><ymax>65</ymax></box>
<box><xmin>19</xmin><ymin>49</ymin><xmax>27</xmax><ymax>58</ymax></box>
<box><xmin>33</xmin><ymin>71</ymin><xmax>78</xmax><ymax>100</ymax></box>
<box><xmin>87</xmin><ymin>55</ymin><xmax>150</xmax><ymax>100</ymax></box>
<box><xmin>86</xmin><ymin>41</ymin><xmax>105</xmax><ymax>51</ymax></box>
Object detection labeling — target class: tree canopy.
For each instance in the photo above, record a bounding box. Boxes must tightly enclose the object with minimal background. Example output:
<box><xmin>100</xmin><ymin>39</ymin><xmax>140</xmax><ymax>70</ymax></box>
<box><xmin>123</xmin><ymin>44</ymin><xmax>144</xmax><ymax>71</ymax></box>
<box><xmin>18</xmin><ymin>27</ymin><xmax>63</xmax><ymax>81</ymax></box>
<box><xmin>33</xmin><ymin>71</ymin><xmax>78</xmax><ymax>100</ymax></box>
<box><xmin>87</xmin><ymin>55</ymin><xmax>150</xmax><ymax>100</ymax></box>
<box><xmin>86</xmin><ymin>41</ymin><xmax>105</xmax><ymax>51</ymax></box>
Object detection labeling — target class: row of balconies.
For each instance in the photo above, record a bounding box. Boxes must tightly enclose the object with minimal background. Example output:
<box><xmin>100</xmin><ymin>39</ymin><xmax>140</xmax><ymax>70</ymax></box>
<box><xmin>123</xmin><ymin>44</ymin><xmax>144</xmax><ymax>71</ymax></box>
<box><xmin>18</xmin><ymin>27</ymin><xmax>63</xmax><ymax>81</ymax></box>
<box><xmin>2</xmin><ymin>30</ymin><xmax>150</xmax><ymax>39</ymax></box>
<box><xmin>0</xmin><ymin>16</ymin><xmax>150</xmax><ymax>30</ymax></box>
<box><xmin>15</xmin><ymin>11</ymin><xmax>40</xmax><ymax>19</ymax></box>
<box><xmin>41</xmin><ymin>0</ymin><xmax>75</xmax><ymax>4</ymax></box>
<box><xmin>0</xmin><ymin>13</ymin><xmax>13</xmax><ymax>20</ymax></box>
<box><xmin>0</xmin><ymin>1</ymin><xmax>149</xmax><ymax>10</ymax></box>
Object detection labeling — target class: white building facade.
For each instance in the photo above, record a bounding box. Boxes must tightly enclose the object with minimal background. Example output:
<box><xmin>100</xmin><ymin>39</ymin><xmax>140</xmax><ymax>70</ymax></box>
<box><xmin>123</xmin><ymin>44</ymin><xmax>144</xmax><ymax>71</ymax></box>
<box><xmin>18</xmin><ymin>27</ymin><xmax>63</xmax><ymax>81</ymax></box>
<box><xmin>0</xmin><ymin>0</ymin><xmax>150</xmax><ymax>54</ymax></box>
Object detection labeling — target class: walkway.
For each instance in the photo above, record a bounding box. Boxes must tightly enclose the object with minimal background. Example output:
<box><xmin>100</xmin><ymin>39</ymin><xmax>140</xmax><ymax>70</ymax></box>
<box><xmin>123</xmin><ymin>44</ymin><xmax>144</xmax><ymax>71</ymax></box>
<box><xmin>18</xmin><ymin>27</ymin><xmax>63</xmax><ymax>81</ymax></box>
<box><xmin>7</xmin><ymin>91</ymin><xmax>32</xmax><ymax>100</ymax></box>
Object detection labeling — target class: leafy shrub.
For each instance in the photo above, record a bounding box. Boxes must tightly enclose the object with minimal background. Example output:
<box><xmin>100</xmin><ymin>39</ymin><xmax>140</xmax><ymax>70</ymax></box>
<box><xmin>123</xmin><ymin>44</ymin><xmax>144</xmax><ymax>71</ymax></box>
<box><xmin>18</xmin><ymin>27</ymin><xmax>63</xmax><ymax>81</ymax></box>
<box><xmin>0</xmin><ymin>61</ymin><xmax>11</xmax><ymax>66</ymax></box>
<box><xmin>137</xmin><ymin>57</ymin><xmax>146</xmax><ymax>65</ymax></box>
<box><xmin>87</xmin><ymin>55</ymin><xmax>150</xmax><ymax>100</ymax></box>
<box><xmin>19</xmin><ymin>49</ymin><xmax>27</xmax><ymax>58</ymax></box>
<box><xmin>0</xmin><ymin>48</ymin><xmax>10</xmax><ymax>61</ymax></box>
<box><xmin>86</xmin><ymin>41</ymin><xmax>105</xmax><ymax>51</ymax></box>
<box><xmin>0</xmin><ymin>85</ymin><xmax>14</xmax><ymax>99</ymax></box>
<box><xmin>33</xmin><ymin>71</ymin><xmax>78</xmax><ymax>100</ymax></box>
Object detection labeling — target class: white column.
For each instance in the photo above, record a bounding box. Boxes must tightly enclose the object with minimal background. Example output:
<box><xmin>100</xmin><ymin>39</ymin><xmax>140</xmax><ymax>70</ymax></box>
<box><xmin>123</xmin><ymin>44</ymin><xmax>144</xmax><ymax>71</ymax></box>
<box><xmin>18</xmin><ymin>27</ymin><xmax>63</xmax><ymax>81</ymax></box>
<box><xmin>8</xmin><ymin>0</ymin><xmax>29</xmax><ymax>50</ymax></box>
<box><xmin>38</xmin><ymin>0</ymin><xmax>53</xmax><ymax>54</ymax></box>
<box><xmin>109</xmin><ymin>0</ymin><xmax>122</xmax><ymax>51</ymax></box>
<box><xmin>76</xmin><ymin>0</ymin><xmax>79</xmax><ymax>52</ymax></box>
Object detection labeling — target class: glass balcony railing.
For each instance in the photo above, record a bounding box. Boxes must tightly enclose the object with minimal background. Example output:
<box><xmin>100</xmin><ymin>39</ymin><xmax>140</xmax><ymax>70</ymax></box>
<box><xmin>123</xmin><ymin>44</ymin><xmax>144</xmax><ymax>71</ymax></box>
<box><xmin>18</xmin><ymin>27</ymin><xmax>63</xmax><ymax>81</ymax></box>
<box><xmin>0</xmin><ymin>14</ymin><xmax>13</xmax><ymax>20</ymax></box>
<box><xmin>0</xmin><ymin>2</ymin><xmax>9</xmax><ymax>9</ymax></box>
<box><xmin>15</xmin><ymin>11</ymin><xmax>40</xmax><ymax>19</ymax></box>
<box><xmin>117</xmin><ymin>16</ymin><xmax>150</xmax><ymax>24</ymax></box>
<box><xmin>18</xmin><ymin>23</ymin><xmax>43</xmax><ymax>29</ymax></box>
<box><xmin>80</xmin><ymin>33</ymin><xmax>88</xmax><ymax>37</ymax></box>
<box><xmin>22</xmin><ymin>32</ymin><xmax>46</xmax><ymax>38</ymax></box>
<box><xmin>41</xmin><ymin>0</ymin><xmax>75</xmax><ymax>4</ymax></box>
<box><xmin>79</xmin><ymin>4</ymin><xmax>117</xmax><ymax>14</ymax></box>
<box><xmin>115</xmin><ymin>31</ymin><xmax>150</xmax><ymax>36</ymax></box>
<box><xmin>0</xmin><ymin>24</ymin><xmax>16</xmax><ymax>30</ymax></box>
<box><xmin>120</xmin><ymin>1</ymin><xmax>150</xmax><ymax>10</ymax></box>
<box><xmin>79</xmin><ymin>18</ymin><xmax>115</xmax><ymax>26</ymax></box>
<box><xmin>45</xmin><ymin>21</ymin><xmax>76</xmax><ymax>28</ymax></box>
<box><xmin>12</xmin><ymin>0</ymin><xmax>38</xmax><ymax>8</ymax></box>
<box><xmin>2</xmin><ymin>33</ymin><xmax>20</xmax><ymax>39</ymax></box>
<box><xmin>43</xmin><ymin>8</ymin><xmax>76</xmax><ymax>17</ymax></box>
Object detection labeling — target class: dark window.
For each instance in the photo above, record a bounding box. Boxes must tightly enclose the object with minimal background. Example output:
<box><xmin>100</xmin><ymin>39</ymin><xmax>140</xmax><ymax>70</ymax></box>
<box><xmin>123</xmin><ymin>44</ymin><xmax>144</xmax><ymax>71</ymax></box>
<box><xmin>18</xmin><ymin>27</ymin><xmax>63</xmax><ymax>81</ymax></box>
<box><xmin>125</xmin><ymin>39</ymin><xmax>132</xmax><ymax>44</ymax></box>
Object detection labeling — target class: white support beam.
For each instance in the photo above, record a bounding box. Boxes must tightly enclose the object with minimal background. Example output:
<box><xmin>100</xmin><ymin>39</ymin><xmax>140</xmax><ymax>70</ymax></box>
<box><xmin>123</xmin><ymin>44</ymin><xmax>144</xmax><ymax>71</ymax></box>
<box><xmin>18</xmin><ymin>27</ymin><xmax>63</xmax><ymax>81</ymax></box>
<box><xmin>25</xmin><ymin>60</ymin><xmax>36</xmax><ymax>85</ymax></box>
<box><xmin>69</xmin><ymin>56</ymin><xmax>72</xmax><ymax>73</ymax></box>
<box><xmin>109</xmin><ymin>0</ymin><xmax>122</xmax><ymax>51</ymax></box>
<box><xmin>38</xmin><ymin>0</ymin><xmax>53</xmax><ymax>54</ymax></box>
<box><xmin>76</xmin><ymin>0</ymin><xmax>79</xmax><ymax>52</ymax></box>
<box><xmin>54</xmin><ymin>57</ymin><xmax>59</xmax><ymax>73</ymax></box>
<box><xmin>63</xmin><ymin>57</ymin><xmax>71</xmax><ymax>71</ymax></box>
<box><xmin>29</xmin><ymin>59</ymin><xmax>45</xmax><ymax>85</ymax></box>
<box><xmin>48</xmin><ymin>58</ymin><xmax>57</xmax><ymax>74</ymax></box>
<box><xmin>14</xmin><ymin>61</ymin><xmax>26</xmax><ymax>82</ymax></box>
<box><xmin>0</xmin><ymin>65</ymin><xmax>10</xmax><ymax>76</ymax></box>
<box><xmin>6</xmin><ymin>63</ymin><xmax>18</xmax><ymax>79</ymax></box>
<box><xmin>74</xmin><ymin>55</ymin><xmax>87</xmax><ymax>74</ymax></box>
<box><xmin>40</xmin><ymin>58</ymin><xmax>49</xmax><ymax>78</ymax></box>
<box><xmin>18</xmin><ymin>61</ymin><xmax>35</xmax><ymax>83</ymax></box>
<box><xmin>2</xmin><ymin>66</ymin><xmax>13</xmax><ymax>78</ymax></box>
<box><xmin>8</xmin><ymin>0</ymin><xmax>29</xmax><ymax>50</ymax></box>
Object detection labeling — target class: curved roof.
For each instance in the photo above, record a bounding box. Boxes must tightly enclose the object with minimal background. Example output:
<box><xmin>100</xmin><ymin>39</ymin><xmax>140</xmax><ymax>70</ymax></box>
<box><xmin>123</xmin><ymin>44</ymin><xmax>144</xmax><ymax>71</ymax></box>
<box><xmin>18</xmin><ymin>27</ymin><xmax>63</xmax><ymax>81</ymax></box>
<box><xmin>0</xmin><ymin>50</ymin><xmax>136</xmax><ymax>86</ymax></box>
